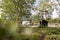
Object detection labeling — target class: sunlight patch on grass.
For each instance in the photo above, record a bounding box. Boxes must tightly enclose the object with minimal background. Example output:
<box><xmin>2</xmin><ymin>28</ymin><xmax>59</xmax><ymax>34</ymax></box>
<box><xmin>21</xmin><ymin>28</ymin><xmax>33</xmax><ymax>35</ymax></box>
<box><xmin>9</xmin><ymin>22</ymin><xmax>18</xmax><ymax>35</ymax></box>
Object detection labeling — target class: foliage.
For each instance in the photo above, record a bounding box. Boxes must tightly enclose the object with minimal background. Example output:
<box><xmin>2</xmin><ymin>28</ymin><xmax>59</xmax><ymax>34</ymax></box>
<box><xmin>49</xmin><ymin>18</ymin><xmax>60</xmax><ymax>23</ymax></box>
<box><xmin>2</xmin><ymin>0</ymin><xmax>35</xmax><ymax>25</ymax></box>
<box><xmin>33</xmin><ymin>0</ymin><xmax>56</xmax><ymax>21</ymax></box>
<box><xmin>31</xmin><ymin>13</ymin><xmax>40</xmax><ymax>24</ymax></box>
<box><xmin>36</xmin><ymin>0</ymin><xmax>55</xmax><ymax>11</ymax></box>
<box><xmin>10</xmin><ymin>27</ymin><xmax>60</xmax><ymax>40</ymax></box>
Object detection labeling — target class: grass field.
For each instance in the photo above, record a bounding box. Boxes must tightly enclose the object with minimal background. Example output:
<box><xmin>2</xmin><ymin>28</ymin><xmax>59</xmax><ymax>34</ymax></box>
<box><xmin>0</xmin><ymin>27</ymin><xmax>60</xmax><ymax>40</ymax></box>
<box><xmin>18</xmin><ymin>27</ymin><xmax>60</xmax><ymax>40</ymax></box>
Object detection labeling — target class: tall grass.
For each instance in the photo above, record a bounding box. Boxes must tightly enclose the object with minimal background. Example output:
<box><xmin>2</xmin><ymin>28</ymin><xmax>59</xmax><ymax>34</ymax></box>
<box><xmin>0</xmin><ymin>26</ymin><xmax>60</xmax><ymax>40</ymax></box>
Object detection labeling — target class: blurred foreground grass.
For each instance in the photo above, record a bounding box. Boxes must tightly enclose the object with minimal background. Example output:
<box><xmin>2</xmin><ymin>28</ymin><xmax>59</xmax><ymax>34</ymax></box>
<box><xmin>0</xmin><ymin>27</ymin><xmax>60</xmax><ymax>40</ymax></box>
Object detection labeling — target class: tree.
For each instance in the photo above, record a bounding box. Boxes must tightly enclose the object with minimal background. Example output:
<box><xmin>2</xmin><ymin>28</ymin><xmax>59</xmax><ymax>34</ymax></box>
<box><xmin>35</xmin><ymin>0</ymin><xmax>58</xmax><ymax>20</ymax></box>
<box><xmin>32</xmin><ymin>0</ymin><xmax>56</xmax><ymax>27</ymax></box>
<box><xmin>2</xmin><ymin>0</ymin><xmax>35</xmax><ymax>27</ymax></box>
<box><xmin>35</xmin><ymin>0</ymin><xmax>55</xmax><ymax>20</ymax></box>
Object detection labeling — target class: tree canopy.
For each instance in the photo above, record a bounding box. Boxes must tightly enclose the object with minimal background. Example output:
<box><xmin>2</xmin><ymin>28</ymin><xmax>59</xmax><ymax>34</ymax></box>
<box><xmin>2</xmin><ymin>0</ymin><xmax>35</xmax><ymax>26</ymax></box>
